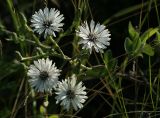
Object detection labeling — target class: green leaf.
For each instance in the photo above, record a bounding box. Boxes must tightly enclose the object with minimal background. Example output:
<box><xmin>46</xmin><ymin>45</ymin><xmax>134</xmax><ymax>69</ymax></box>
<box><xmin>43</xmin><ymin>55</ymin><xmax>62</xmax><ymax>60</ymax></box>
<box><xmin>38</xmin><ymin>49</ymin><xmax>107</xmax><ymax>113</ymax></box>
<box><xmin>104</xmin><ymin>50</ymin><xmax>112</xmax><ymax>65</ymax></box>
<box><xmin>142</xmin><ymin>44</ymin><xmax>154</xmax><ymax>56</ymax></box>
<box><xmin>18</xmin><ymin>12</ymin><xmax>27</xmax><ymax>27</ymax></box>
<box><xmin>40</xmin><ymin>105</ymin><xmax>46</xmax><ymax>114</ymax></box>
<box><xmin>85</xmin><ymin>66</ymin><xmax>106</xmax><ymax>78</ymax></box>
<box><xmin>133</xmin><ymin>37</ymin><xmax>142</xmax><ymax>53</ymax></box>
<box><xmin>124</xmin><ymin>37</ymin><xmax>133</xmax><ymax>53</ymax></box>
<box><xmin>156</xmin><ymin>31</ymin><xmax>160</xmax><ymax>42</ymax></box>
<box><xmin>49</xmin><ymin>115</ymin><xmax>59</xmax><ymax>118</ymax></box>
<box><xmin>128</xmin><ymin>22</ymin><xmax>139</xmax><ymax>40</ymax></box>
<box><xmin>103</xmin><ymin>50</ymin><xmax>117</xmax><ymax>71</ymax></box>
<box><xmin>140</xmin><ymin>28</ymin><xmax>158</xmax><ymax>43</ymax></box>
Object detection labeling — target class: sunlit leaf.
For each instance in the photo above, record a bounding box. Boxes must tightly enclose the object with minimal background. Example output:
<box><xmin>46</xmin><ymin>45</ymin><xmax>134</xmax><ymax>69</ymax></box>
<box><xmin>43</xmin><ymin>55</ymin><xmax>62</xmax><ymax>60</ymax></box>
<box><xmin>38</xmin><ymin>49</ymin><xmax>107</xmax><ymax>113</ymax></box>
<box><xmin>128</xmin><ymin>22</ymin><xmax>139</xmax><ymax>40</ymax></box>
<box><xmin>142</xmin><ymin>44</ymin><xmax>154</xmax><ymax>56</ymax></box>
<box><xmin>156</xmin><ymin>31</ymin><xmax>160</xmax><ymax>42</ymax></box>
<box><xmin>40</xmin><ymin>105</ymin><xmax>46</xmax><ymax>114</ymax></box>
<box><xmin>49</xmin><ymin>115</ymin><xmax>59</xmax><ymax>118</ymax></box>
<box><xmin>140</xmin><ymin>28</ymin><xmax>158</xmax><ymax>43</ymax></box>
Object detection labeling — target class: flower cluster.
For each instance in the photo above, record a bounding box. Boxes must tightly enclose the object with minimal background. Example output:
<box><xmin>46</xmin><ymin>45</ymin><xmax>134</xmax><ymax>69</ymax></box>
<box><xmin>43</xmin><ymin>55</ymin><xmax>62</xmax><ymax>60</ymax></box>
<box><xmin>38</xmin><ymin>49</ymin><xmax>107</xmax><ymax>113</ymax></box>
<box><xmin>28</xmin><ymin>58</ymin><xmax>87</xmax><ymax>111</ymax></box>
<box><xmin>31</xmin><ymin>7</ymin><xmax>111</xmax><ymax>54</ymax></box>
<box><xmin>28</xmin><ymin>6</ymin><xmax>111</xmax><ymax>111</ymax></box>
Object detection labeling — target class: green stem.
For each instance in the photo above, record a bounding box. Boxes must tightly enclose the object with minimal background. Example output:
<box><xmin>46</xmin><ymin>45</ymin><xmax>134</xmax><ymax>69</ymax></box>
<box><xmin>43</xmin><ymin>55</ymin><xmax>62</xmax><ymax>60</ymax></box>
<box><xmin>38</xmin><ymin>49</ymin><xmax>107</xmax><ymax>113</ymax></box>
<box><xmin>19</xmin><ymin>51</ymin><xmax>70</xmax><ymax>62</ymax></box>
<box><xmin>49</xmin><ymin>36</ymin><xmax>69</xmax><ymax>59</ymax></box>
<box><xmin>149</xmin><ymin>56</ymin><xmax>155</xmax><ymax>110</ymax></box>
<box><xmin>103</xmin><ymin>1</ymin><xmax>149</xmax><ymax>25</ymax></box>
<box><xmin>25</xmin><ymin>25</ymin><xmax>51</xmax><ymax>49</ymax></box>
<box><xmin>6</xmin><ymin>0</ymin><xmax>19</xmax><ymax>31</ymax></box>
<box><xmin>139</xmin><ymin>0</ymin><xmax>152</xmax><ymax>31</ymax></box>
<box><xmin>153</xmin><ymin>0</ymin><xmax>160</xmax><ymax>26</ymax></box>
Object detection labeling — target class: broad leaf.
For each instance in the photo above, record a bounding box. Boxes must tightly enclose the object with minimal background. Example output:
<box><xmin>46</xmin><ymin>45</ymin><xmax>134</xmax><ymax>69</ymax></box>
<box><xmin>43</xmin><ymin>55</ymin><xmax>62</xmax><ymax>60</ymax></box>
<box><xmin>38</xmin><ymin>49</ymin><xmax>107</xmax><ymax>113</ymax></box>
<box><xmin>142</xmin><ymin>44</ymin><xmax>154</xmax><ymax>56</ymax></box>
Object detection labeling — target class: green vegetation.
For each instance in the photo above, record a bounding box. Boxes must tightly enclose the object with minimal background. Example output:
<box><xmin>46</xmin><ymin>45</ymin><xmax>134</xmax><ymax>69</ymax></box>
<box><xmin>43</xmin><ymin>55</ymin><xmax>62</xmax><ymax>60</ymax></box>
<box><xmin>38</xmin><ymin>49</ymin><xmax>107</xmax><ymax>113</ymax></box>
<box><xmin>0</xmin><ymin>0</ymin><xmax>160</xmax><ymax>117</ymax></box>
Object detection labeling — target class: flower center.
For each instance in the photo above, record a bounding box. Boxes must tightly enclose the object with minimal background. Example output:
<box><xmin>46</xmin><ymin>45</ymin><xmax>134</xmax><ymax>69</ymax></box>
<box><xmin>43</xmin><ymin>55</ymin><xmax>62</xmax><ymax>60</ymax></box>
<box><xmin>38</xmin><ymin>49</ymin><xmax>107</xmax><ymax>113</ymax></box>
<box><xmin>43</xmin><ymin>20</ymin><xmax>52</xmax><ymax>28</ymax></box>
<box><xmin>66</xmin><ymin>89</ymin><xmax>75</xmax><ymax>99</ymax></box>
<box><xmin>88</xmin><ymin>33</ymin><xmax>97</xmax><ymax>41</ymax></box>
<box><xmin>39</xmin><ymin>71</ymin><xmax>49</xmax><ymax>80</ymax></box>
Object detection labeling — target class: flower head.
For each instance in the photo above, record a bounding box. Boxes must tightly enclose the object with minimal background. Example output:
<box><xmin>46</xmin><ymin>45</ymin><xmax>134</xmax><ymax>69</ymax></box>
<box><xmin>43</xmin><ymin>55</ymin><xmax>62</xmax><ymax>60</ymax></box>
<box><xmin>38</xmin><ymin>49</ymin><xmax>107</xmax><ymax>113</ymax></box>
<box><xmin>27</xmin><ymin>58</ymin><xmax>61</xmax><ymax>93</ymax></box>
<box><xmin>55</xmin><ymin>75</ymin><xmax>88</xmax><ymax>111</ymax></box>
<box><xmin>31</xmin><ymin>7</ymin><xmax>64</xmax><ymax>38</ymax></box>
<box><xmin>76</xmin><ymin>20</ymin><xmax>111</xmax><ymax>54</ymax></box>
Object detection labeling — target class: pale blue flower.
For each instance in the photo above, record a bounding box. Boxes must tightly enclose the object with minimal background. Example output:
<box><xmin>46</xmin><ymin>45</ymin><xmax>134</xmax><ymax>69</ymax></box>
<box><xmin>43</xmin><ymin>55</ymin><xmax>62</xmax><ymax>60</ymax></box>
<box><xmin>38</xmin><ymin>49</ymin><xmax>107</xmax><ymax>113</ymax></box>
<box><xmin>76</xmin><ymin>20</ymin><xmax>111</xmax><ymax>54</ymax></box>
<box><xmin>31</xmin><ymin>7</ymin><xmax>64</xmax><ymax>38</ymax></box>
<box><xmin>55</xmin><ymin>75</ymin><xmax>88</xmax><ymax>111</ymax></box>
<box><xmin>27</xmin><ymin>58</ymin><xmax>61</xmax><ymax>93</ymax></box>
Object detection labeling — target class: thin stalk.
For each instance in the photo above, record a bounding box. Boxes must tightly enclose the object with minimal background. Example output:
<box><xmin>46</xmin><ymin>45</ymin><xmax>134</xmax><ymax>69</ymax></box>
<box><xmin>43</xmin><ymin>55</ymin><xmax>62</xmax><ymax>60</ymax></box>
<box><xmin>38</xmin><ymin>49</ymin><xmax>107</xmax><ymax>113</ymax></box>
<box><xmin>20</xmin><ymin>52</ymin><xmax>70</xmax><ymax>62</ymax></box>
<box><xmin>25</xmin><ymin>25</ymin><xmax>51</xmax><ymax>49</ymax></box>
<box><xmin>133</xmin><ymin>60</ymin><xmax>138</xmax><ymax>118</ymax></box>
<box><xmin>154</xmin><ymin>76</ymin><xmax>159</xmax><ymax>116</ymax></box>
<box><xmin>118</xmin><ymin>79</ymin><xmax>129</xmax><ymax>118</ymax></box>
<box><xmin>149</xmin><ymin>56</ymin><xmax>155</xmax><ymax>110</ymax></box>
<box><xmin>86</xmin><ymin>0</ymin><xmax>93</xmax><ymax>19</ymax></box>
<box><xmin>43</xmin><ymin>0</ymin><xmax>48</xmax><ymax>7</ymax></box>
<box><xmin>49</xmin><ymin>36</ymin><xmax>70</xmax><ymax>60</ymax></box>
<box><xmin>93</xmin><ymin>50</ymin><xmax>100</xmax><ymax>64</ymax></box>
<box><xmin>119</xmin><ymin>56</ymin><xmax>129</xmax><ymax>118</ymax></box>
<box><xmin>100</xmin><ymin>53</ymin><xmax>127</xmax><ymax>117</ymax></box>
<box><xmin>25</xmin><ymin>79</ymin><xmax>27</xmax><ymax>118</ymax></box>
<box><xmin>139</xmin><ymin>0</ymin><xmax>153</xmax><ymax>30</ymax></box>
<box><xmin>103</xmin><ymin>1</ymin><xmax>149</xmax><ymax>25</ymax></box>
<box><xmin>31</xmin><ymin>89</ymin><xmax>37</xmax><ymax>116</ymax></box>
<box><xmin>138</xmin><ymin>0</ymin><xmax>144</xmax><ymax>31</ymax></box>
<box><xmin>104</xmin><ymin>110</ymin><xmax>160</xmax><ymax>118</ymax></box>
<box><xmin>140</xmin><ymin>86</ymin><xmax>147</xmax><ymax>118</ymax></box>
<box><xmin>10</xmin><ymin>77</ymin><xmax>25</xmax><ymax>118</ymax></box>
<box><xmin>153</xmin><ymin>0</ymin><xmax>160</xmax><ymax>26</ymax></box>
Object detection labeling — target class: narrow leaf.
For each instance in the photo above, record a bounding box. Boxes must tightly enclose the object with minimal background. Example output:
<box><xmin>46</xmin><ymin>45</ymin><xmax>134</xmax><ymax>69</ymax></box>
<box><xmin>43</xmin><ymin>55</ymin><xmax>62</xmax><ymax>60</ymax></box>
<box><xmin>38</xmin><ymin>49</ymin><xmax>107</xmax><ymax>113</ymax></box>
<box><xmin>128</xmin><ymin>22</ymin><xmax>139</xmax><ymax>40</ymax></box>
<box><xmin>124</xmin><ymin>37</ymin><xmax>133</xmax><ymax>53</ymax></box>
<box><xmin>140</xmin><ymin>28</ymin><xmax>158</xmax><ymax>43</ymax></box>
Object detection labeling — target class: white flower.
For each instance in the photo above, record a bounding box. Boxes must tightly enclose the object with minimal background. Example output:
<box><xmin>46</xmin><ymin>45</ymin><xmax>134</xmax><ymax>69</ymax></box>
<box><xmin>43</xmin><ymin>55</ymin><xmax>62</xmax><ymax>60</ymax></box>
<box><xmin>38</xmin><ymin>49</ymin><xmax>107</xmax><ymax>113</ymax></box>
<box><xmin>31</xmin><ymin>7</ymin><xmax>64</xmax><ymax>38</ymax></box>
<box><xmin>55</xmin><ymin>75</ymin><xmax>88</xmax><ymax>111</ymax></box>
<box><xmin>27</xmin><ymin>58</ymin><xmax>61</xmax><ymax>93</ymax></box>
<box><xmin>76</xmin><ymin>20</ymin><xmax>111</xmax><ymax>54</ymax></box>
